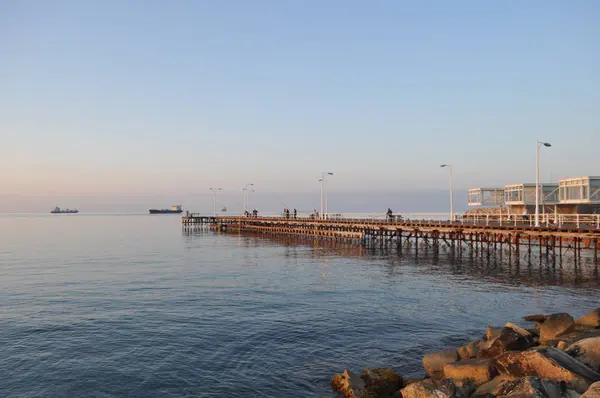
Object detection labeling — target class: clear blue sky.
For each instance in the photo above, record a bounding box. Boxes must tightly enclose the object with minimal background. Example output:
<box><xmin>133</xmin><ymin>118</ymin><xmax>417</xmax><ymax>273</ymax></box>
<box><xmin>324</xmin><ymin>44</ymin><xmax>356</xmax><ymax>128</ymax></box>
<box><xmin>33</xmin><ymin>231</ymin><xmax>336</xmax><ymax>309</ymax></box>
<box><xmin>1</xmin><ymin>1</ymin><xmax>599</xmax><ymax>211</ymax></box>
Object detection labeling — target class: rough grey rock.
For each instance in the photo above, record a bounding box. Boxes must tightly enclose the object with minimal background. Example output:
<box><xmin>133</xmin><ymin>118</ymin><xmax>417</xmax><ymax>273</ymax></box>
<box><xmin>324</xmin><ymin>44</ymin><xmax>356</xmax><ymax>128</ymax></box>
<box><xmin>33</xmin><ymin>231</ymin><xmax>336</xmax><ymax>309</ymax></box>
<box><xmin>577</xmin><ymin>310</ymin><xmax>600</xmax><ymax>329</ymax></box>
<box><xmin>471</xmin><ymin>376</ymin><xmax>512</xmax><ymax>397</ymax></box>
<box><xmin>567</xmin><ymin>337</ymin><xmax>600</xmax><ymax>373</ymax></box>
<box><xmin>494</xmin><ymin>376</ymin><xmax>576</xmax><ymax>398</ymax></box>
<box><xmin>401</xmin><ymin>378</ymin><xmax>474</xmax><ymax>398</ymax></box>
<box><xmin>494</xmin><ymin>347</ymin><xmax>600</xmax><ymax>393</ymax></box>
<box><xmin>485</xmin><ymin>326</ymin><xmax>503</xmax><ymax>342</ymax></box>
<box><xmin>457</xmin><ymin>340</ymin><xmax>481</xmax><ymax>360</ymax></box>
<box><xmin>525</xmin><ymin>314</ymin><xmax>549</xmax><ymax>322</ymax></box>
<box><xmin>423</xmin><ymin>350</ymin><xmax>459</xmax><ymax>378</ymax></box>
<box><xmin>582</xmin><ymin>381</ymin><xmax>600</xmax><ymax>397</ymax></box>
<box><xmin>538</xmin><ymin>313</ymin><xmax>577</xmax><ymax>343</ymax></box>
<box><xmin>479</xmin><ymin>326</ymin><xmax>535</xmax><ymax>358</ymax></box>
<box><xmin>331</xmin><ymin>369</ymin><xmax>364</xmax><ymax>398</ymax></box>
<box><xmin>443</xmin><ymin>358</ymin><xmax>497</xmax><ymax>385</ymax></box>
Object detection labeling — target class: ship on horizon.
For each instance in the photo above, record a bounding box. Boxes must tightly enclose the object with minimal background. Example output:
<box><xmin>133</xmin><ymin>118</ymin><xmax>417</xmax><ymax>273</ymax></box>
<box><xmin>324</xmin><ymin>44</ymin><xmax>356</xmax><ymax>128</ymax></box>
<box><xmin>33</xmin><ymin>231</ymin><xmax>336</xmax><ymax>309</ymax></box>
<box><xmin>149</xmin><ymin>205</ymin><xmax>183</xmax><ymax>214</ymax></box>
<box><xmin>51</xmin><ymin>207</ymin><xmax>79</xmax><ymax>214</ymax></box>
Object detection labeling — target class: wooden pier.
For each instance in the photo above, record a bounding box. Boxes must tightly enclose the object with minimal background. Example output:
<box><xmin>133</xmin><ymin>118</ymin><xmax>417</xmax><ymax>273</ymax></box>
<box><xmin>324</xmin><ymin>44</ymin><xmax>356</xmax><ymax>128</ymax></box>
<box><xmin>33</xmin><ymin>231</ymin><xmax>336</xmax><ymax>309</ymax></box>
<box><xmin>182</xmin><ymin>215</ymin><xmax>600</xmax><ymax>263</ymax></box>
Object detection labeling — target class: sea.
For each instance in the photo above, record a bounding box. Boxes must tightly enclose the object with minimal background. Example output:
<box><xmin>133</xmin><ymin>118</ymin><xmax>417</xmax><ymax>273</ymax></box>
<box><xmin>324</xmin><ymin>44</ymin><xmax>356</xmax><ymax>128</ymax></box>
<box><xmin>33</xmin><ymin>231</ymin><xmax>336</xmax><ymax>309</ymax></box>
<box><xmin>1</xmin><ymin>214</ymin><xmax>599</xmax><ymax>397</ymax></box>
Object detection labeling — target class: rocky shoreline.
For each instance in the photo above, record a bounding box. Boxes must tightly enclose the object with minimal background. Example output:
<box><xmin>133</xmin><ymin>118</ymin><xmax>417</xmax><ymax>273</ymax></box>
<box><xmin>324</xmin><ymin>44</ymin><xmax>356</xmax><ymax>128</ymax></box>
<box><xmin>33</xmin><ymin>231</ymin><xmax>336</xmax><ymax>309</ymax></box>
<box><xmin>331</xmin><ymin>309</ymin><xmax>600</xmax><ymax>397</ymax></box>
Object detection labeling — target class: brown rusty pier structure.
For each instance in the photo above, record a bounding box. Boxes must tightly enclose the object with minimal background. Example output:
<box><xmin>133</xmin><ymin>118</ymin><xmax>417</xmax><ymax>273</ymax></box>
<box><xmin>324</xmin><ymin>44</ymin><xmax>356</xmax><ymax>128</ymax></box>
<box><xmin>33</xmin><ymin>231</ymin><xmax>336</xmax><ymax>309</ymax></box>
<box><xmin>182</xmin><ymin>215</ymin><xmax>600</xmax><ymax>264</ymax></box>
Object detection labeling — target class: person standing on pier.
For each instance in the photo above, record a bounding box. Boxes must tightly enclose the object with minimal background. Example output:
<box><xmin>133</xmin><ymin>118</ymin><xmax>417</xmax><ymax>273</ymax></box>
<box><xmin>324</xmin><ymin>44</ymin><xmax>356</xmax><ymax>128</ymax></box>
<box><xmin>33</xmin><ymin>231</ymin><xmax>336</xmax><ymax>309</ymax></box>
<box><xmin>386</xmin><ymin>208</ymin><xmax>393</xmax><ymax>221</ymax></box>
<box><xmin>293</xmin><ymin>208</ymin><xmax>297</xmax><ymax>219</ymax></box>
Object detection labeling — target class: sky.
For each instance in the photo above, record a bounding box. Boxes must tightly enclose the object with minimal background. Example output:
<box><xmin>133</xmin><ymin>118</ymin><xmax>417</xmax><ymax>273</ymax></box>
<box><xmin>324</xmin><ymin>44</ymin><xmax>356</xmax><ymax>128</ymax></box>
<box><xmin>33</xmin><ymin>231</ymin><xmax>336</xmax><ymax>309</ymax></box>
<box><xmin>1</xmin><ymin>1</ymin><xmax>599</xmax><ymax>213</ymax></box>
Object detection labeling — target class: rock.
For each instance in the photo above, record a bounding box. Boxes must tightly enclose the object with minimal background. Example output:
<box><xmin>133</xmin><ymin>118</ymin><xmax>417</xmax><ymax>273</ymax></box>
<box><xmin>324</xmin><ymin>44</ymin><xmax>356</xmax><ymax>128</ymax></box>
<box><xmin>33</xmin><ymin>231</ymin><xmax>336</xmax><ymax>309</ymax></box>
<box><xmin>578</xmin><ymin>310</ymin><xmax>600</xmax><ymax>329</ymax></box>
<box><xmin>558</xmin><ymin>341</ymin><xmax>569</xmax><ymax>350</ymax></box>
<box><xmin>494</xmin><ymin>347</ymin><xmax>600</xmax><ymax>393</ymax></box>
<box><xmin>361</xmin><ymin>368</ymin><xmax>404</xmax><ymax>398</ymax></box>
<box><xmin>485</xmin><ymin>326</ymin><xmax>503</xmax><ymax>342</ymax></box>
<box><xmin>443</xmin><ymin>358</ymin><xmax>496</xmax><ymax>385</ymax></box>
<box><xmin>332</xmin><ymin>368</ymin><xmax>404</xmax><ymax>398</ymax></box>
<box><xmin>545</xmin><ymin>330</ymin><xmax>600</xmax><ymax>350</ymax></box>
<box><xmin>525</xmin><ymin>314</ymin><xmax>549</xmax><ymax>322</ymax></box>
<box><xmin>528</xmin><ymin>328</ymin><xmax>541</xmax><ymax>338</ymax></box>
<box><xmin>472</xmin><ymin>376</ymin><xmax>512</xmax><ymax>397</ymax></box>
<box><xmin>538</xmin><ymin>313</ymin><xmax>577</xmax><ymax>343</ymax></box>
<box><xmin>567</xmin><ymin>337</ymin><xmax>600</xmax><ymax>372</ymax></box>
<box><xmin>582</xmin><ymin>381</ymin><xmax>600</xmax><ymax>397</ymax></box>
<box><xmin>423</xmin><ymin>350</ymin><xmax>459</xmax><ymax>378</ymax></box>
<box><xmin>494</xmin><ymin>376</ymin><xmax>574</xmax><ymax>398</ymax></box>
<box><xmin>457</xmin><ymin>340</ymin><xmax>481</xmax><ymax>360</ymax></box>
<box><xmin>331</xmin><ymin>369</ymin><xmax>365</xmax><ymax>398</ymax></box>
<box><xmin>479</xmin><ymin>326</ymin><xmax>535</xmax><ymax>358</ymax></box>
<box><xmin>401</xmin><ymin>378</ymin><xmax>474</xmax><ymax>398</ymax></box>
<box><xmin>505</xmin><ymin>322</ymin><xmax>533</xmax><ymax>338</ymax></box>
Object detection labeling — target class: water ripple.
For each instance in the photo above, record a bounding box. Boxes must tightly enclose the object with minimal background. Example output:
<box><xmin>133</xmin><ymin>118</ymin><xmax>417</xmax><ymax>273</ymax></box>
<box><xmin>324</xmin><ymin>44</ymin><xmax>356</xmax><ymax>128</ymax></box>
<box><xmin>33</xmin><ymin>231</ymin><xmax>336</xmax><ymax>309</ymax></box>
<box><xmin>0</xmin><ymin>215</ymin><xmax>598</xmax><ymax>397</ymax></box>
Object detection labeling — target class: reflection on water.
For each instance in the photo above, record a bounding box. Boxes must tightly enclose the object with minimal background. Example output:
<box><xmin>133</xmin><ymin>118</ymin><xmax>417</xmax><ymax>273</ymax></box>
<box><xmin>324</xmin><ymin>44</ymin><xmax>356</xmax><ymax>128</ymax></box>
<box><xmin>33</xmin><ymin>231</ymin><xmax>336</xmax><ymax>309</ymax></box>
<box><xmin>1</xmin><ymin>215</ymin><xmax>598</xmax><ymax>398</ymax></box>
<box><xmin>183</xmin><ymin>228</ymin><xmax>600</xmax><ymax>289</ymax></box>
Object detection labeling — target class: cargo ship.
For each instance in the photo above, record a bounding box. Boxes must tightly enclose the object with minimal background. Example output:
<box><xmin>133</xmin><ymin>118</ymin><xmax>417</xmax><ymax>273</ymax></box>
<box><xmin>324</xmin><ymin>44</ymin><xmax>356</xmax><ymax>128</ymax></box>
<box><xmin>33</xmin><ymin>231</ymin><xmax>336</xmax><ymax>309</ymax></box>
<box><xmin>149</xmin><ymin>205</ymin><xmax>183</xmax><ymax>214</ymax></box>
<box><xmin>51</xmin><ymin>207</ymin><xmax>79</xmax><ymax>214</ymax></box>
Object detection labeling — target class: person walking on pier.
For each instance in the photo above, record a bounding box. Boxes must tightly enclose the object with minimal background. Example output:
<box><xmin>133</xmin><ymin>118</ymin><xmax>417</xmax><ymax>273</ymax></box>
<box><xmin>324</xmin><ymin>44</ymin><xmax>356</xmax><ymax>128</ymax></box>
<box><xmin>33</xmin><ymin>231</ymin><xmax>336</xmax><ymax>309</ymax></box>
<box><xmin>293</xmin><ymin>208</ymin><xmax>297</xmax><ymax>219</ymax></box>
<box><xmin>386</xmin><ymin>208</ymin><xmax>393</xmax><ymax>222</ymax></box>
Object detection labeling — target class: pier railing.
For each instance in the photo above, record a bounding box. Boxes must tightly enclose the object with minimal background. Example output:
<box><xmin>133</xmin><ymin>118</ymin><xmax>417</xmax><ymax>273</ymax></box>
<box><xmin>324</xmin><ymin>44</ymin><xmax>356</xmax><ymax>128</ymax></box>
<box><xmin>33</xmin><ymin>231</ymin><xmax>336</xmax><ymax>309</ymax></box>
<box><xmin>184</xmin><ymin>212</ymin><xmax>600</xmax><ymax>229</ymax></box>
<box><xmin>459</xmin><ymin>213</ymin><xmax>600</xmax><ymax>229</ymax></box>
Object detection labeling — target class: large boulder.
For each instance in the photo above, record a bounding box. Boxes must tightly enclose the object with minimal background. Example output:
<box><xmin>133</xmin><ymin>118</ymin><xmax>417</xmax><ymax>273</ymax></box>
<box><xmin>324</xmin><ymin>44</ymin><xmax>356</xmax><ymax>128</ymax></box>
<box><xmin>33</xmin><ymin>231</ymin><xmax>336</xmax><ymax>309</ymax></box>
<box><xmin>536</xmin><ymin>313</ymin><xmax>576</xmax><ymax>343</ymax></box>
<box><xmin>567</xmin><ymin>337</ymin><xmax>600</xmax><ymax>373</ymax></box>
<box><xmin>494</xmin><ymin>376</ymin><xmax>579</xmax><ymax>398</ymax></box>
<box><xmin>484</xmin><ymin>326</ymin><xmax>503</xmax><ymax>342</ymax></box>
<box><xmin>361</xmin><ymin>368</ymin><xmax>404</xmax><ymax>397</ymax></box>
<box><xmin>577</xmin><ymin>309</ymin><xmax>600</xmax><ymax>329</ymax></box>
<box><xmin>494</xmin><ymin>347</ymin><xmax>600</xmax><ymax>393</ymax></box>
<box><xmin>525</xmin><ymin>314</ymin><xmax>549</xmax><ymax>322</ymax></box>
<box><xmin>479</xmin><ymin>326</ymin><xmax>535</xmax><ymax>358</ymax></box>
<box><xmin>331</xmin><ymin>369</ymin><xmax>365</xmax><ymax>398</ymax></box>
<box><xmin>331</xmin><ymin>368</ymin><xmax>404</xmax><ymax>398</ymax></box>
<box><xmin>582</xmin><ymin>381</ymin><xmax>600</xmax><ymax>397</ymax></box>
<box><xmin>423</xmin><ymin>350</ymin><xmax>459</xmax><ymax>378</ymax></box>
<box><xmin>443</xmin><ymin>358</ymin><xmax>497</xmax><ymax>385</ymax></box>
<box><xmin>400</xmin><ymin>378</ymin><xmax>474</xmax><ymax>398</ymax></box>
<box><xmin>547</xmin><ymin>329</ymin><xmax>600</xmax><ymax>350</ymax></box>
<box><xmin>457</xmin><ymin>340</ymin><xmax>481</xmax><ymax>360</ymax></box>
<box><xmin>471</xmin><ymin>376</ymin><xmax>512</xmax><ymax>397</ymax></box>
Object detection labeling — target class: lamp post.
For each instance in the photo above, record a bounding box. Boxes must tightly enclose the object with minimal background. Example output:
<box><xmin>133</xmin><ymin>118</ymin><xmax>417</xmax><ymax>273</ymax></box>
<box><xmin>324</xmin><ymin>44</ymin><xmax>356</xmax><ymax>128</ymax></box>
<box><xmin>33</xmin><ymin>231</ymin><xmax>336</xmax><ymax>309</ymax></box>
<box><xmin>243</xmin><ymin>183</ymin><xmax>254</xmax><ymax>213</ymax></box>
<box><xmin>320</xmin><ymin>172</ymin><xmax>333</xmax><ymax>219</ymax></box>
<box><xmin>535</xmin><ymin>141</ymin><xmax>552</xmax><ymax>227</ymax></box>
<box><xmin>210</xmin><ymin>188</ymin><xmax>222</xmax><ymax>216</ymax></box>
<box><xmin>440</xmin><ymin>165</ymin><xmax>454</xmax><ymax>222</ymax></box>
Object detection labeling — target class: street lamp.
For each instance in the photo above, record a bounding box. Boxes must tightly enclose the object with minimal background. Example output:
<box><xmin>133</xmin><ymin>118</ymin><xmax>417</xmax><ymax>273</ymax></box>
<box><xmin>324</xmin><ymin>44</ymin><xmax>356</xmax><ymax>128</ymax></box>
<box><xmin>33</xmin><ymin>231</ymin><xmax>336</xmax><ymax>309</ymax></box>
<box><xmin>243</xmin><ymin>183</ymin><xmax>254</xmax><ymax>213</ymax></box>
<box><xmin>209</xmin><ymin>188</ymin><xmax>222</xmax><ymax>216</ymax></box>
<box><xmin>440</xmin><ymin>165</ymin><xmax>454</xmax><ymax>222</ymax></box>
<box><xmin>535</xmin><ymin>141</ymin><xmax>552</xmax><ymax>227</ymax></box>
<box><xmin>320</xmin><ymin>172</ymin><xmax>333</xmax><ymax>219</ymax></box>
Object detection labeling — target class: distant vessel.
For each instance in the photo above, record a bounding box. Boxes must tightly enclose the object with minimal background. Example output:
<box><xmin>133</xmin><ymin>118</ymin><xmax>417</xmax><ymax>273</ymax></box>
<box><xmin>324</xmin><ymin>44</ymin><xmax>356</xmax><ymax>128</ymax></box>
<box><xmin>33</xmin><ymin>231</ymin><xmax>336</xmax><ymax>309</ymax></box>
<box><xmin>221</xmin><ymin>206</ymin><xmax>227</xmax><ymax>212</ymax></box>
<box><xmin>149</xmin><ymin>205</ymin><xmax>183</xmax><ymax>214</ymax></box>
<box><xmin>51</xmin><ymin>207</ymin><xmax>79</xmax><ymax>214</ymax></box>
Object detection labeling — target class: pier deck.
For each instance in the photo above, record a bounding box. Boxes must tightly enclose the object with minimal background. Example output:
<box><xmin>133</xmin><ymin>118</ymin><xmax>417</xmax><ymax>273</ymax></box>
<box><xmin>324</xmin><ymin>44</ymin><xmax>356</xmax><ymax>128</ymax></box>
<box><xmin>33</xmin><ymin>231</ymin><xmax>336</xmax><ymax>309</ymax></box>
<box><xmin>182</xmin><ymin>215</ymin><xmax>600</xmax><ymax>263</ymax></box>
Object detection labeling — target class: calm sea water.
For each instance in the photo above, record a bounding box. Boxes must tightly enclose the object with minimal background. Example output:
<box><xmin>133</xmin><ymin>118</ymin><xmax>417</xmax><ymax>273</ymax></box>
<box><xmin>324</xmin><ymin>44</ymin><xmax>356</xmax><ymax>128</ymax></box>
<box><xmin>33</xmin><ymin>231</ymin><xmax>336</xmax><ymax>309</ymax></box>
<box><xmin>1</xmin><ymin>215</ymin><xmax>599</xmax><ymax>397</ymax></box>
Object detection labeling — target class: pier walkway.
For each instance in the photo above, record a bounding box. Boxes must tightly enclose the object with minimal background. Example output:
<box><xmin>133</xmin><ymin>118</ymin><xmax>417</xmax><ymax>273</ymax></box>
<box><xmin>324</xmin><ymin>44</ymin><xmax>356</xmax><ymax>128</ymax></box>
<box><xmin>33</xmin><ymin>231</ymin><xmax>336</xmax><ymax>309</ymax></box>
<box><xmin>182</xmin><ymin>214</ymin><xmax>600</xmax><ymax>262</ymax></box>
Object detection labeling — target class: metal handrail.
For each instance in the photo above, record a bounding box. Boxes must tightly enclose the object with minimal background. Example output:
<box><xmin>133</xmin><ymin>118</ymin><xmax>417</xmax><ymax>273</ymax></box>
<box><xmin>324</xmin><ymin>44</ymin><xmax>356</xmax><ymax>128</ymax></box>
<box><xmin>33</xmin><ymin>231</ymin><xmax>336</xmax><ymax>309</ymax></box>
<box><xmin>200</xmin><ymin>213</ymin><xmax>600</xmax><ymax>229</ymax></box>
